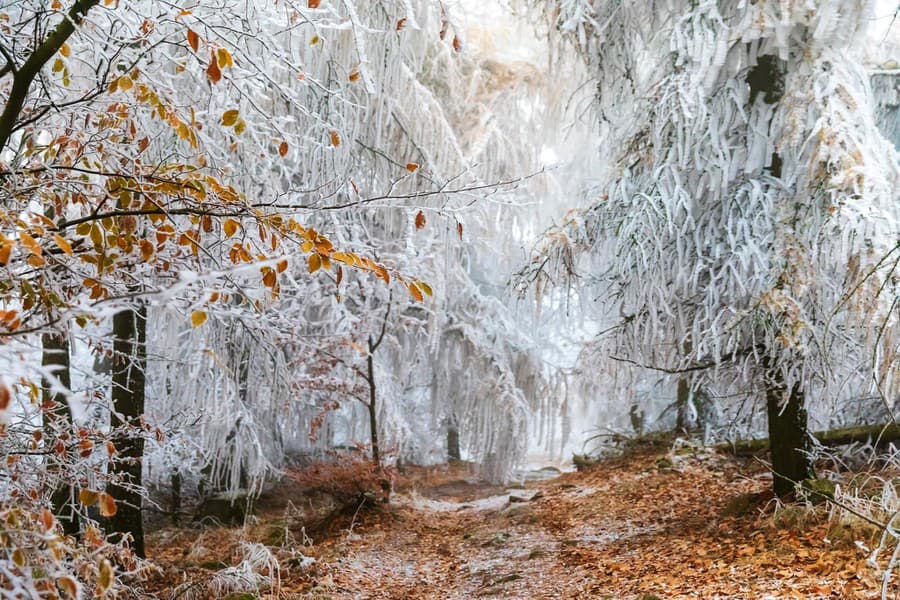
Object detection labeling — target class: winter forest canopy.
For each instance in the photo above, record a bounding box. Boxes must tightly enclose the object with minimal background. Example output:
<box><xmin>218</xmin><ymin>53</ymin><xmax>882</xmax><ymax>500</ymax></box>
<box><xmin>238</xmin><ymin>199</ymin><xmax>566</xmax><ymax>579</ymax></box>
<box><xmin>0</xmin><ymin>0</ymin><xmax>899</xmax><ymax>597</ymax></box>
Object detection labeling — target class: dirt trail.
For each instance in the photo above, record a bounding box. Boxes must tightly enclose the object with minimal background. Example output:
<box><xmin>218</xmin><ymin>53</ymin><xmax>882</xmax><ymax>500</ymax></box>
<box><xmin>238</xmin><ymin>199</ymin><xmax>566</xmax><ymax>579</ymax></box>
<box><xmin>147</xmin><ymin>449</ymin><xmax>881</xmax><ymax>599</ymax></box>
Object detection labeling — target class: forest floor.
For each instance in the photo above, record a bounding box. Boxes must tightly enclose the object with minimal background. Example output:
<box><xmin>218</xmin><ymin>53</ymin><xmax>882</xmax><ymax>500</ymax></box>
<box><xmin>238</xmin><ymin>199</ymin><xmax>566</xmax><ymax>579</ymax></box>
<box><xmin>144</xmin><ymin>446</ymin><xmax>887</xmax><ymax>599</ymax></box>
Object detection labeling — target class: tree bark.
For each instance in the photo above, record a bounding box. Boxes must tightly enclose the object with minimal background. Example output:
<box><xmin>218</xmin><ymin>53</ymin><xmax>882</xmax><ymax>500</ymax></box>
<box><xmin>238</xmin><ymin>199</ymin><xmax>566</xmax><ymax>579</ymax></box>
<box><xmin>718</xmin><ymin>422</ymin><xmax>900</xmax><ymax>455</ymax></box>
<box><xmin>41</xmin><ymin>329</ymin><xmax>79</xmax><ymax>537</ymax></box>
<box><xmin>0</xmin><ymin>0</ymin><xmax>101</xmax><ymax>150</ymax></box>
<box><xmin>106</xmin><ymin>304</ymin><xmax>147</xmax><ymax>558</ymax></box>
<box><xmin>366</xmin><ymin>338</ymin><xmax>380</xmax><ymax>467</ymax></box>
<box><xmin>766</xmin><ymin>370</ymin><xmax>815</xmax><ymax>497</ymax></box>
<box><xmin>447</xmin><ymin>418</ymin><xmax>461</xmax><ymax>462</ymax></box>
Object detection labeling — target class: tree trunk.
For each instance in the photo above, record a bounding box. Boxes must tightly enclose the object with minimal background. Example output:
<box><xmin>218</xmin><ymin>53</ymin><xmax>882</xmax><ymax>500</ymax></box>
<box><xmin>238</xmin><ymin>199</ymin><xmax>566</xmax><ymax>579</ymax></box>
<box><xmin>41</xmin><ymin>329</ymin><xmax>79</xmax><ymax>537</ymax></box>
<box><xmin>718</xmin><ymin>422</ymin><xmax>900</xmax><ymax>455</ymax></box>
<box><xmin>106</xmin><ymin>304</ymin><xmax>147</xmax><ymax>558</ymax></box>
<box><xmin>766</xmin><ymin>369</ymin><xmax>815</xmax><ymax>498</ymax></box>
<box><xmin>675</xmin><ymin>377</ymin><xmax>692</xmax><ymax>433</ymax></box>
<box><xmin>447</xmin><ymin>418</ymin><xmax>461</xmax><ymax>462</ymax></box>
<box><xmin>366</xmin><ymin>338</ymin><xmax>380</xmax><ymax>467</ymax></box>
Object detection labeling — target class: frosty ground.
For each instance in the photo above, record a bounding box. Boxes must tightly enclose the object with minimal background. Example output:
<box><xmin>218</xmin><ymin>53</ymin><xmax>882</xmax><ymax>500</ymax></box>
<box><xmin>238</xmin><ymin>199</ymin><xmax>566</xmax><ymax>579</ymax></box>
<box><xmin>145</xmin><ymin>447</ymin><xmax>881</xmax><ymax>599</ymax></box>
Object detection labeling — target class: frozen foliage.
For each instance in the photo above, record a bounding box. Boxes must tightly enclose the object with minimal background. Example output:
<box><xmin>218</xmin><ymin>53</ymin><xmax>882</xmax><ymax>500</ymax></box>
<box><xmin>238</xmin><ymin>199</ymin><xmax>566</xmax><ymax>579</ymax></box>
<box><xmin>523</xmin><ymin>0</ymin><xmax>900</xmax><ymax>437</ymax></box>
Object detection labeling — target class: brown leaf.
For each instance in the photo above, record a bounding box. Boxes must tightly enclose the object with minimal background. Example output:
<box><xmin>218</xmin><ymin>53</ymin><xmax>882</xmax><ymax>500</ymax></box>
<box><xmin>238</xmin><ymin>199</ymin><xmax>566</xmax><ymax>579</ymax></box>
<box><xmin>415</xmin><ymin>210</ymin><xmax>426</xmax><ymax>230</ymax></box>
<box><xmin>187</xmin><ymin>29</ymin><xmax>199</xmax><ymax>52</ymax></box>
<box><xmin>207</xmin><ymin>52</ymin><xmax>222</xmax><ymax>84</ymax></box>
<box><xmin>279</xmin><ymin>140</ymin><xmax>289</xmax><ymax>156</ymax></box>
<box><xmin>457</xmin><ymin>222</ymin><xmax>463</xmax><ymax>240</ymax></box>
<box><xmin>98</xmin><ymin>493</ymin><xmax>117</xmax><ymax>517</ymax></box>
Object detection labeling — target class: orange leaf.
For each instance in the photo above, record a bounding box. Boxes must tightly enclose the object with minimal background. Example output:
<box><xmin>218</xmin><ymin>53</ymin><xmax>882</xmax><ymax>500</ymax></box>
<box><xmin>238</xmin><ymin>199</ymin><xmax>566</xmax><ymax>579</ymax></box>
<box><xmin>415</xmin><ymin>211</ymin><xmax>426</xmax><ymax>229</ymax></box>
<box><xmin>40</xmin><ymin>508</ymin><xmax>54</xmax><ymax>531</ymax></box>
<box><xmin>278</xmin><ymin>140</ymin><xmax>289</xmax><ymax>156</ymax></box>
<box><xmin>308</xmin><ymin>0</ymin><xmax>320</xmax><ymax>7</ymax></box>
<box><xmin>187</xmin><ymin>29</ymin><xmax>199</xmax><ymax>52</ymax></box>
<box><xmin>336</xmin><ymin>266</ymin><xmax>343</xmax><ymax>285</ymax></box>
<box><xmin>54</xmin><ymin>234</ymin><xmax>73</xmax><ymax>256</ymax></box>
<box><xmin>262</xmin><ymin>269</ymin><xmax>276</xmax><ymax>288</ymax></box>
<box><xmin>452</xmin><ymin>36</ymin><xmax>462</xmax><ymax>52</ymax></box>
<box><xmin>98</xmin><ymin>493</ymin><xmax>117</xmax><ymax>517</ymax></box>
<box><xmin>408</xmin><ymin>282</ymin><xmax>424</xmax><ymax>302</ymax></box>
<box><xmin>139</xmin><ymin>239</ymin><xmax>154</xmax><ymax>262</ymax></box>
<box><xmin>207</xmin><ymin>52</ymin><xmax>222</xmax><ymax>83</ymax></box>
<box><xmin>348</xmin><ymin>71</ymin><xmax>360</xmax><ymax>82</ymax></box>
<box><xmin>223</xmin><ymin>219</ymin><xmax>239</xmax><ymax>237</ymax></box>
<box><xmin>396</xmin><ymin>18</ymin><xmax>407</xmax><ymax>30</ymax></box>
<box><xmin>329</xmin><ymin>130</ymin><xmax>340</xmax><ymax>147</ymax></box>
<box><xmin>406</xmin><ymin>162</ymin><xmax>419</xmax><ymax>172</ymax></box>
<box><xmin>457</xmin><ymin>222</ymin><xmax>463</xmax><ymax>240</ymax></box>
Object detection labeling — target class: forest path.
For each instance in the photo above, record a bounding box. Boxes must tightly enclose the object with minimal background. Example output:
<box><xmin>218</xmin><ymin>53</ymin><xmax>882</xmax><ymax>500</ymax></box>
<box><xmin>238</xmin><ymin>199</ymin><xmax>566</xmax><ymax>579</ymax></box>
<box><xmin>301</xmin><ymin>449</ymin><xmax>876</xmax><ymax>599</ymax></box>
<box><xmin>147</xmin><ymin>448</ymin><xmax>879</xmax><ymax>599</ymax></box>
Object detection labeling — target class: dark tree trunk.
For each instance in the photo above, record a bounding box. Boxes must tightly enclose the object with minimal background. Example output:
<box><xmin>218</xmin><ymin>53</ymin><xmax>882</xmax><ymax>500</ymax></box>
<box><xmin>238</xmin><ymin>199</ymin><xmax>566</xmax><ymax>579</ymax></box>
<box><xmin>41</xmin><ymin>329</ymin><xmax>79</xmax><ymax>537</ymax></box>
<box><xmin>106</xmin><ymin>304</ymin><xmax>147</xmax><ymax>558</ymax></box>
<box><xmin>366</xmin><ymin>338</ymin><xmax>380</xmax><ymax>467</ymax></box>
<box><xmin>447</xmin><ymin>419</ymin><xmax>461</xmax><ymax>462</ymax></box>
<box><xmin>675</xmin><ymin>377</ymin><xmax>692</xmax><ymax>433</ymax></box>
<box><xmin>747</xmin><ymin>52</ymin><xmax>814</xmax><ymax>497</ymax></box>
<box><xmin>766</xmin><ymin>369</ymin><xmax>815</xmax><ymax>497</ymax></box>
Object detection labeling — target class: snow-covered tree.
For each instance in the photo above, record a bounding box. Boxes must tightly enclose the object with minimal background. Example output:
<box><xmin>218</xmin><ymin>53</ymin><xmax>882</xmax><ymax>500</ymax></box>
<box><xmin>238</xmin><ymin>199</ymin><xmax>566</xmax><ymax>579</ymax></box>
<box><xmin>525</xmin><ymin>0</ymin><xmax>900</xmax><ymax>495</ymax></box>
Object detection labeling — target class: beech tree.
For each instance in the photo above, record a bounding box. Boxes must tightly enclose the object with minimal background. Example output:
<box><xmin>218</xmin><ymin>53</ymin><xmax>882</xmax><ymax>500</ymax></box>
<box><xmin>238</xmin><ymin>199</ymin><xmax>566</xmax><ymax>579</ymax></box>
<box><xmin>524</xmin><ymin>0</ymin><xmax>900</xmax><ymax>496</ymax></box>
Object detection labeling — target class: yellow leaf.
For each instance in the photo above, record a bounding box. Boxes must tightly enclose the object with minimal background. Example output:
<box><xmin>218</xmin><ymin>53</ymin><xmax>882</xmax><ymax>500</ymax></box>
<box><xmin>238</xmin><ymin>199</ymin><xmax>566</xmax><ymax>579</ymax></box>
<box><xmin>300</xmin><ymin>240</ymin><xmax>314</xmax><ymax>253</ymax></box>
<box><xmin>217</xmin><ymin>47</ymin><xmax>233</xmax><ymax>68</ymax></box>
<box><xmin>59</xmin><ymin>43</ymin><xmax>71</xmax><ymax>57</ymax></box>
<box><xmin>116</xmin><ymin>75</ymin><xmax>133</xmax><ymax>92</ymax></box>
<box><xmin>234</xmin><ymin>119</ymin><xmax>246</xmax><ymax>135</ymax></box>
<box><xmin>97</xmin><ymin>559</ymin><xmax>114</xmax><ymax>592</ymax></box>
<box><xmin>308</xmin><ymin>253</ymin><xmax>321</xmax><ymax>273</ymax></box>
<box><xmin>98</xmin><ymin>493</ymin><xmax>117</xmax><ymax>517</ymax></box>
<box><xmin>52</xmin><ymin>58</ymin><xmax>64</xmax><ymax>72</ymax></box>
<box><xmin>417</xmin><ymin>281</ymin><xmax>433</xmax><ymax>297</ymax></box>
<box><xmin>191</xmin><ymin>311</ymin><xmax>207</xmax><ymax>328</ymax></box>
<box><xmin>222</xmin><ymin>109</ymin><xmax>240</xmax><ymax>126</ymax></box>
<box><xmin>53</xmin><ymin>234</ymin><xmax>72</xmax><ymax>256</ymax></box>
<box><xmin>310</xmin><ymin>35</ymin><xmax>320</xmax><ymax>45</ymax></box>
<box><xmin>12</xmin><ymin>548</ymin><xmax>25</xmax><ymax>567</ymax></box>
<box><xmin>408</xmin><ymin>282</ymin><xmax>424</xmax><ymax>302</ymax></box>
